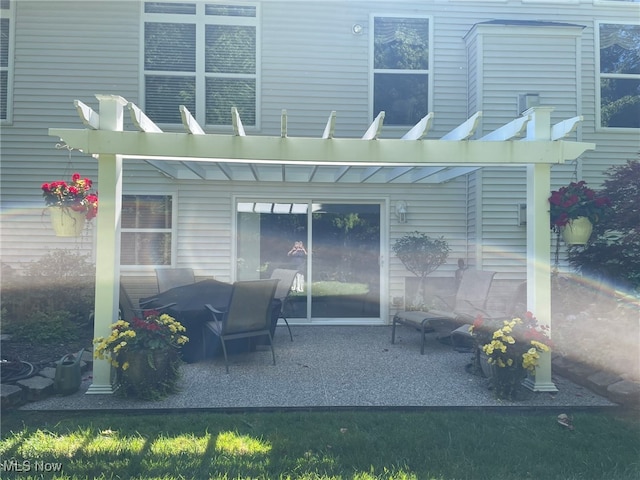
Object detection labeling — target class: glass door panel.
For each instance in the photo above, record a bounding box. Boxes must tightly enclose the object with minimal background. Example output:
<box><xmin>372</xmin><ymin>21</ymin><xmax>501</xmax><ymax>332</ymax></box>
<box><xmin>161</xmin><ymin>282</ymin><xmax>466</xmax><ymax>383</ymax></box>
<box><xmin>236</xmin><ymin>202</ymin><xmax>308</xmax><ymax>319</ymax></box>
<box><xmin>310</xmin><ymin>203</ymin><xmax>380</xmax><ymax>319</ymax></box>
<box><xmin>236</xmin><ymin>201</ymin><xmax>382</xmax><ymax>321</ymax></box>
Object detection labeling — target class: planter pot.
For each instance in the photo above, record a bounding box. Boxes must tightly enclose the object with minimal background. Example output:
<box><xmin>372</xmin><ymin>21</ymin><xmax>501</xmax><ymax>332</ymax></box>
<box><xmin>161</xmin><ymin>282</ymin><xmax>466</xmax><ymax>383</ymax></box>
<box><xmin>492</xmin><ymin>364</ymin><xmax>528</xmax><ymax>401</ymax></box>
<box><xmin>561</xmin><ymin>216</ymin><xmax>593</xmax><ymax>246</ymax></box>
<box><xmin>49</xmin><ymin>206</ymin><xmax>86</xmax><ymax>237</ymax></box>
<box><xmin>117</xmin><ymin>348</ymin><xmax>179</xmax><ymax>399</ymax></box>
<box><xmin>479</xmin><ymin>351</ymin><xmax>494</xmax><ymax>379</ymax></box>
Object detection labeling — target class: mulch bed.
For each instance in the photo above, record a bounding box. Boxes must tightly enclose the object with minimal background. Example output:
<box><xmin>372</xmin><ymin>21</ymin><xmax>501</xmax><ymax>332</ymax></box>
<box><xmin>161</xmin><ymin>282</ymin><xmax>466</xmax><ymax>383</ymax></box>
<box><xmin>1</xmin><ymin>325</ymin><xmax>94</xmax><ymax>371</ymax></box>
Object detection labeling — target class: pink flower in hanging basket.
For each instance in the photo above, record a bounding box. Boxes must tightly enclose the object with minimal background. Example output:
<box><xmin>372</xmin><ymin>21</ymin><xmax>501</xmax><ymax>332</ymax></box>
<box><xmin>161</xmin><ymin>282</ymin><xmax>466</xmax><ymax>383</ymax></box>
<box><xmin>41</xmin><ymin>172</ymin><xmax>99</xmax><ymax>221</ymax></box>
<box><xmin>548</xmin><ymin>181</ymin><xmax>611</xmax><ymax>231</ymax></box>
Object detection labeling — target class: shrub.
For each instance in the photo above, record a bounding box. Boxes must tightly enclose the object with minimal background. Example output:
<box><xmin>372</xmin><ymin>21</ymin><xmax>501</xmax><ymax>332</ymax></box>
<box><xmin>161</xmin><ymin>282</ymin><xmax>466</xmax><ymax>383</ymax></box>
<box><xmin>568</xmin><ymin>159</ymin><xmax>640</xmax><ymax>293</ymax></box>
<box><xmin>4</xmin><ymin>310</ymin><xmax>80</xmax><ymax>344</ymax></box>
<box><xmin>1</xmin><ymin>249</ymin><xmax>96</xmax><ymax>325</ymax></box>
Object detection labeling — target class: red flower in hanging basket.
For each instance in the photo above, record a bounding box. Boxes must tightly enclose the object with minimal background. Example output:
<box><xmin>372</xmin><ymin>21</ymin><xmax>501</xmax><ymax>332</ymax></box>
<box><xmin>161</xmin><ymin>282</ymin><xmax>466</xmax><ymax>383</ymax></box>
<box><xmin>41</xmin><ymin>172</ymin><xmax>99</xmax><ymax>221</ymax></box>
<box><xmin>548</xmin><ymin>181</ymin><xmax>611</xmax><ymax>231</ymax></box>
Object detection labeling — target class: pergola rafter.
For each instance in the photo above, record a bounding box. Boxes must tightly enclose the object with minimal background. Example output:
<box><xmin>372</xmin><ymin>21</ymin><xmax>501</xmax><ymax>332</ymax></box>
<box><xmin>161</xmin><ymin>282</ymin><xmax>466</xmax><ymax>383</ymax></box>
<box><xmin>50</xmin><ymin>94</ymin><xmax>596</xmax><ymax>396</ymax></box>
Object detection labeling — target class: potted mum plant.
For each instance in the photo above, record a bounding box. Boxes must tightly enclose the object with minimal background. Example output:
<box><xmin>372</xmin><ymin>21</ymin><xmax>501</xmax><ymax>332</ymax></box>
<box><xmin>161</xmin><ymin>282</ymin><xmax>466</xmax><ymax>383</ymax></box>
<box><xmin>548</xmin><ymin>180</ymin><xmax>611</xmax><ymax>245</ymax></box>
<box><xmin>41</xmin><ymin>172</ymin><xmax>99</xmax><ymax>237</ymax></box>
<box><xmin>470</xmin><ymin>312</ymin><xmax>551</xmax><ymax>400</ymax></box>
<box><xmin>93</xmin><ymin>310</ymin><xmax>189</xmax><ymax>400</ymax></box>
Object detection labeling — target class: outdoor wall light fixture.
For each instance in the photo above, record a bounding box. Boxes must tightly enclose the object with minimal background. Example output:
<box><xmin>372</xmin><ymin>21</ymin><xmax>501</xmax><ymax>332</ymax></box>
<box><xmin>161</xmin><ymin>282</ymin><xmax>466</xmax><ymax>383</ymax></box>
<box><xmin>352</xmin><ymin>24</ymin><xmax>363</xmax><ymax>35</ymax></box>
<box><xmin>396</xmin><ymin>201</ymin><xmax>408</xmax><ymax>224</ymax></box>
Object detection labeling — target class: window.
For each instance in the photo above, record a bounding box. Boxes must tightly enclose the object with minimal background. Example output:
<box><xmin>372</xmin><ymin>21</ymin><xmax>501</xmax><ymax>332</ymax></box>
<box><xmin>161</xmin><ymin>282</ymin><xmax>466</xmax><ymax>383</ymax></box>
<box><xmin>0</xmin><ymin>0</ymin><xmax>13</xmax><ymax>123</ymax></box>
<box><xmin>121</xmin><ymin>195</ymin><xmax>173</xmax><ymax>266</ymax></box>
<box><xmin>143</xmin><ymin>2</ymin><xmax>258</xmax><ymax>126</ymax></box>
<box><xmin>372</xmin><ymin>16</ymin><xmax>430</xmax><ymax>126</ymax></box>
<box><xmin>598</xmin><ymin>23</ymin><xmax>640</xmax><ymax>128</ymax></box>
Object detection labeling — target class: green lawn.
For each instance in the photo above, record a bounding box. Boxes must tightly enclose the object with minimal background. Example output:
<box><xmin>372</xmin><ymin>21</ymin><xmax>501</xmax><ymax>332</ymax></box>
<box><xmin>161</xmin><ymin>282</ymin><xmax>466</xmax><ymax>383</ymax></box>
<box><xmin>1</xmin><ymin>410</ymin><xmax>639</xmax><ymax>479</ymax></box>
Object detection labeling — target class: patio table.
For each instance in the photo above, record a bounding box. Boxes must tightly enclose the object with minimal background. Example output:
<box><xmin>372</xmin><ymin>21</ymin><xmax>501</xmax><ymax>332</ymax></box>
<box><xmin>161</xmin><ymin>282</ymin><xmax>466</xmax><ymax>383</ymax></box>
<box><xmin>140</xmin><ymin>279</ymin><xmax>281</xmax><ymax>363</ymax></box>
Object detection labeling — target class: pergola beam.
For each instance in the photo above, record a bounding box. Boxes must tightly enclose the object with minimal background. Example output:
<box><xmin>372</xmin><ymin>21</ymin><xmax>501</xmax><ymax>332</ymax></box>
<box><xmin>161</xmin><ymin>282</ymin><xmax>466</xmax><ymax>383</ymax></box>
<box><xmin>551</xmin><ymin>115</ymin><xmax>583</xmax><ymax>140</ymax></box>
<box><xmin>49</xmin><ymin>129</ymin><xmax>595</xmax><ymax>166</ymax></box>
<box><xmin>281</xmin><ymin>110</ymin><xmax>287</xmax><ymax>138</ymax></box>
<box><xmin>441</xmin><ymin>111</ymin><xmax>482</xmax><ymax>140</ymax></box>
<box><xmin>480</xmin><ymin>115</ymin><xmax>530</xmax><ymax>141</ymax></box>
<box><xmin>74</xmin><ymin>100</ymin><xmax>99</xmax><ymax>130</ymax></box>
<box><xmin>322</xmin><ymin>111</ymin><xmax>336</xmax><ymax>139</ymax></box>
<box><xmin>180</xmin><ymin>105</ymin><xmax>205</xmax><ymax>135</ymax></box>
<box><xmin>420</xmin><ymin>167</ymin><xmax>479</xmax><ymax>183</ymax></box>
<box><xmin>232</xmin><ymin>107</ymin><xmax>246</xmax><ymax>136</ymax></box>
<box><xmin>402</xmin><ymin>112</ymin><xmax>434</xmax><ymax>140</ymax></box>
<box><xmin>362</xmin><ymin>111</ymin><xmax>385</xmax><ymax>140</ymax></box>
<box><xmin>410</xmin><ymin>166</ymin><xmax>447</xmax><ymax>183</ymax></box>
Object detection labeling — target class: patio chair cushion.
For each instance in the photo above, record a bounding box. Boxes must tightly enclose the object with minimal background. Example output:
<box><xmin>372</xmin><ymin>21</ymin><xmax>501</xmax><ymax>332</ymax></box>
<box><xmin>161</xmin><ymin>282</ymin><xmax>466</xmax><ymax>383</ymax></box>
<box><xmin>391</xmin><ymin>269</ymin><xmax>496</xmax><ymax>354</ymax></box>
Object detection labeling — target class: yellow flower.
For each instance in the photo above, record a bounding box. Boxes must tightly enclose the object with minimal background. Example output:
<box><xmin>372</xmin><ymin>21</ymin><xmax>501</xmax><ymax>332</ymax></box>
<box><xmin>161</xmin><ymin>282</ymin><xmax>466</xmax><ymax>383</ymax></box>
<box><xmin>121</xmin><ymin>362</ymin><xmax>130</xmax><ymax>371</ymax></box>
<box><xmin>531</xmin><ymin>340</ymin><xmax>550</xmax><ymax>352</ymax></box>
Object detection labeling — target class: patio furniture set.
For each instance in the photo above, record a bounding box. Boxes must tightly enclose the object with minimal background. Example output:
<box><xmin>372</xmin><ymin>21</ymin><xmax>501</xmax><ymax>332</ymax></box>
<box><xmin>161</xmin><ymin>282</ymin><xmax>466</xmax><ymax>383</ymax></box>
<box><xmin>120</xmin><ymin>268</ymin><xmax>298</xmax><ymax>372</ymax></box>
<box><xmin>122</xmin><ymin>267</ymin><xmax>512</xmax><ymax>374</ymax></box>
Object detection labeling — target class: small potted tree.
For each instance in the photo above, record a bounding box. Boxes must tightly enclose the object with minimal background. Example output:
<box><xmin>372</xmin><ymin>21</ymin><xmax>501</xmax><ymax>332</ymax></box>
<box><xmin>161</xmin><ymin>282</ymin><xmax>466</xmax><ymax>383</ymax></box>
<box><xmin>392</xmin><ymin>232</ymin><xmax>450</xmax><ymax>309</ymax></box>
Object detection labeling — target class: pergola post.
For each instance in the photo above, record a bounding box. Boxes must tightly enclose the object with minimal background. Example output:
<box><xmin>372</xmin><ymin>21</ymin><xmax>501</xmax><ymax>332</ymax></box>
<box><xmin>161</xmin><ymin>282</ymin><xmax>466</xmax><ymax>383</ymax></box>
<box><xmin>523</xmin><ymin>106</ymin><xmax>558</xmax><ymax>392</ymax></box>
<box><xmin>85</xmin><ymin>94</ymin><xmax>126</xmax><ymax>395</ymax></box>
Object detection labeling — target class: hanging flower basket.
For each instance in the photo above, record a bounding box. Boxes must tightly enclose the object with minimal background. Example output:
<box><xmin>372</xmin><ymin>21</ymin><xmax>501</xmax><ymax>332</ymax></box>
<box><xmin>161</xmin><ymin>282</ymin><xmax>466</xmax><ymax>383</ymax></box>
<box><xmin>48</xmin><ymin>206</ymin><xmax>86</xmax><ymax>237</ymax></box>
<box><xmin>548</xmin><ymin>181</ymin><xmax>611</xmax><ymax>238</ymax></box>
<box><xmin>41</xmin><ymin>172</ymin><xmax>98</xmax><ymax>236</ymax></box>
<box><xmin>560</xmin><ymin>216</ymin><xmax>593</xmax><ymax>246</ymax></box>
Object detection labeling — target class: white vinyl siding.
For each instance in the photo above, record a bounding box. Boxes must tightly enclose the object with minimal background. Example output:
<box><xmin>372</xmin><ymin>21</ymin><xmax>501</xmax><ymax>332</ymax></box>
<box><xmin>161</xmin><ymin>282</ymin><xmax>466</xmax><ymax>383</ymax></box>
<box><xmin>2</xmin><ymin>0</ymin><xmax>640</xmax><ymax>305</ymax></box>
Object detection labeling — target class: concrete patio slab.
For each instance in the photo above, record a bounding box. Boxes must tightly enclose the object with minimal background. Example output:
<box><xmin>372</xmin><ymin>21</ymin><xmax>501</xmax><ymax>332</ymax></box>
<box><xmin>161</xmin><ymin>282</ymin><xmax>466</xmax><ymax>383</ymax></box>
<box><xmin>19</xmin><ymin>326</ymin><xmax>619</xmax><ymax>411</ymax></box>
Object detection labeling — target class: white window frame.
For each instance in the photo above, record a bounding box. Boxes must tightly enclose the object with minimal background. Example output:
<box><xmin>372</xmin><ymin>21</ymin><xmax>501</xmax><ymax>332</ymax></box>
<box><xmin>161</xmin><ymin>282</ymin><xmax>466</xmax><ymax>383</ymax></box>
<box><xmin>120</xmin><ymin>192</ymin><xmax>177</xmax><ymax>270</ymax></box>
<box><xmin>595</xmin><ymin>20</ymin><xmax>640</xmax><ymax>131</ymax></box>
<box><xmin>369</xmin><ymin>14</ymin><xmax>433</xmax><ymax>128</ymax></box>
<box><xmin>140</xmin><ymin>1</ymin><xmax>260</xmax><ymax>130</ymax></box>
<box><xmin>0</xmin><ymin>0</ymin><xmax>15</xmax><ymax>125</ymax></box>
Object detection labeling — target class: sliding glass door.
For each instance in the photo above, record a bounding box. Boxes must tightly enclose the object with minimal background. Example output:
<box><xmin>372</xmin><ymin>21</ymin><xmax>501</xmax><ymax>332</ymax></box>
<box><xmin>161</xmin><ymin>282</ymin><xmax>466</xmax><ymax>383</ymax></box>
<box><xmin>236</xmin><ymin>200</ymin><xmax>382</xmax><ymax>322</ymax></box>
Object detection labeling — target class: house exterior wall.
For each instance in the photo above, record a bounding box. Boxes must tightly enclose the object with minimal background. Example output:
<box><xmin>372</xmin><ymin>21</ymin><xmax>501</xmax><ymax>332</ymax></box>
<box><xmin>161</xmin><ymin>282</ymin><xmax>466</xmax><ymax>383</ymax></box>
<box><xmin>1</xmin><ymin>0</ymin><xmax>638</xmax><ymax>319</ymax></box>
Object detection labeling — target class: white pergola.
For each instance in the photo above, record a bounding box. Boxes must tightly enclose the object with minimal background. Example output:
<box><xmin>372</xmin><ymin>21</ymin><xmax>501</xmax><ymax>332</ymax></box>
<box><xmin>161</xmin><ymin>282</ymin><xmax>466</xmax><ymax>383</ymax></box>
<box><xmin>50</xmin><ymin>94</ymin><xmax>595</xmax><ymax>395</ymax></box>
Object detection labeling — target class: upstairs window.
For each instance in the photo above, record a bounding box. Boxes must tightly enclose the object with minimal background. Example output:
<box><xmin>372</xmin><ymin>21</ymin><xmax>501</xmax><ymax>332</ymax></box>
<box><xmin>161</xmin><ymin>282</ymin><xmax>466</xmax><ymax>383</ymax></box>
<box><xmin>121</xmin><ymin>195</ymin><xmax>173</xmax><ymax>266</ymax></box>
<box><xmin>598</xmin><ymin>23</ymin><xmax>640</xmax><ymax>129</ymax></box>
<box><xmin>143</xmin><ymin>2</ymin><xmax>258</xmax><ymax>127</ymax></box>
<box><xmin>0</xmin><ymin>0</ymin><xmax>13</xmax><ymax>123</ymax></box>
<box><xmin>372</xmin><ymin>16</ymin><xmax>430</xmax><ymax>126</ymax></box>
